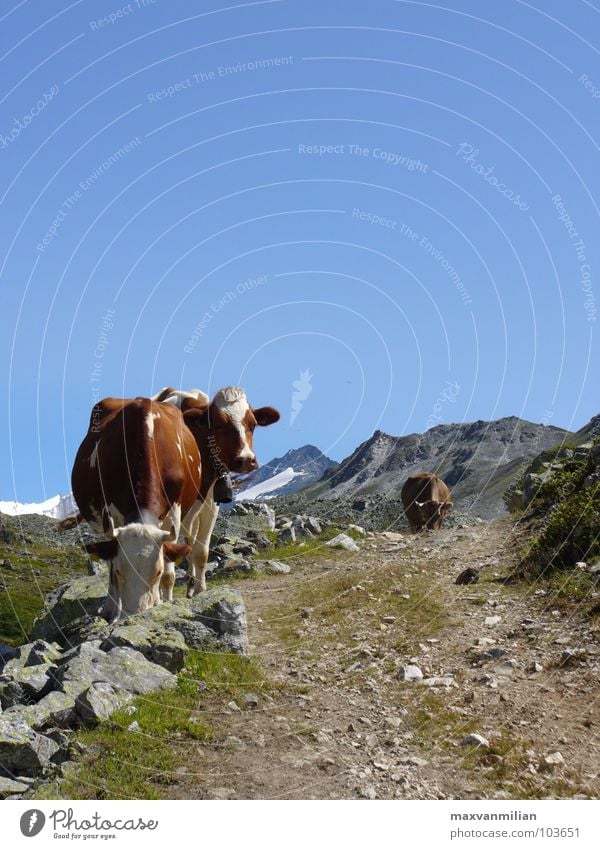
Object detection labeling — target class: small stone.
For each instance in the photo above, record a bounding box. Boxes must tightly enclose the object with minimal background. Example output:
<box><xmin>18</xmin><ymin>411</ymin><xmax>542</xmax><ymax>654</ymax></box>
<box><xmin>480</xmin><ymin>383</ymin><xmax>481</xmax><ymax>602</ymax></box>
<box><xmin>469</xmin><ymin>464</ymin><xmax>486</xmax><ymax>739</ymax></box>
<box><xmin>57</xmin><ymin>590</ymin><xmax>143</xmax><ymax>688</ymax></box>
<box><xmin>484</xmin><ymin>616</ymin><xmax>502</xmax><ymax>626</ymax></box>
<box><xmin>360</xmin><ymin>784</ymin><xmax>377</xmax><ymax>799</ymax></box>
<box><xmin>397</xmin><ymin>665</ymin><xmax>423</xmax><ymax>681</ymax></box>
<box><xmin>455</xmin><ymin>567</ymin><xmax>479</xmax><ymax>585</ymax></box>
<box><xmin>324</xmin><ymin>533</ymin><xmax>359</xmax><ymax>552</ymax></box>
<box><xmin>243</xmin><ymin>692</ymin><xmax>259</xmax><ymax>709</ymax></box>
<box><xmin>382</xmin><ymin>616</ymin><xmax>396</xmax><ymax>624</ymax></box>
<box><xmin>541</xmin><ymin>751</ymin><xmax>564</xmax><ymax>770</ymax></box>
<box><xmin>527</xmin><ymin>661</ymin><xmax>543</xmax><ymax>673</ymax></box>
<box><xmin>227</xmin><ymin>700</ymin><xmax>241</xmax><ymax>712</ymax></box>
<box><xmin>459</xmin><ymin>733</ymin><xmax>490</xmax><ymax>748</ymax></box>
<box><xmin>223</xmin><ymin>736</ymin><xmax>245</xmax><ymax>749</ymax></box>
<box><xmin>127</xmin><ymin>721</ymin><xmax>140</xmax><ymax>732</ymax></box>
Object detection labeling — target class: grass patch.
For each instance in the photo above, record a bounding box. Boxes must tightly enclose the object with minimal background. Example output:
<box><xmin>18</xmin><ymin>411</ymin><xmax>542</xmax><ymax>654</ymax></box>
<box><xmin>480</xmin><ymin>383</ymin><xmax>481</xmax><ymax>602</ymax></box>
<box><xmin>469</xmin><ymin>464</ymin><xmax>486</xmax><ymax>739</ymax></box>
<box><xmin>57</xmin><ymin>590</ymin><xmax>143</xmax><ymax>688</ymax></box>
<box><xmin>515</xmin><ymin>438</ymin><xmax>600</xmax><ymax>575</ymax></box>
<box><xmin>254</xmin><ymin>524</ymin><xmax>363</xmax><ymax>562</ymax></box>
<box><xmin>0</xmin><ymin>544</ymin><xmax>87</xmax><ymax>645</ymax></box>
<box><xmin>35</xmin><ymin>650</ymin><xmax>267</xmax><ymax>800</ymax></box>
<box><xmin>265</xmin><ymin>555</ymin><xmax>450</xmax><ymax>655</ymax></box>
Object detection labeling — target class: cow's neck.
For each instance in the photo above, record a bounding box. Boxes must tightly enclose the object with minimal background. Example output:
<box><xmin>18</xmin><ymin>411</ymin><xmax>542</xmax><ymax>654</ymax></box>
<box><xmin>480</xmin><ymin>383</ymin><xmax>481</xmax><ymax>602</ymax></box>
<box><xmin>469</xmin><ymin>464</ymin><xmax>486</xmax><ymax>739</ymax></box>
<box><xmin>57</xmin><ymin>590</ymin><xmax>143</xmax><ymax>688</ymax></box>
<box><xmin>198</xmin><ymin>436</ymin><xmax>233</xmax><ymax>504</ymax></box>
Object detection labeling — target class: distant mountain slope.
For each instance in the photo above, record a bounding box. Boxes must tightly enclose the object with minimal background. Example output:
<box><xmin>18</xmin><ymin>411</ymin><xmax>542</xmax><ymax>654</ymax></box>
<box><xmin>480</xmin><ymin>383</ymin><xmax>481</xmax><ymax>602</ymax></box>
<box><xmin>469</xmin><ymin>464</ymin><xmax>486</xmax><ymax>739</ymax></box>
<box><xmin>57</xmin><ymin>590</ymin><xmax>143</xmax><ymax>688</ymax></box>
<box><xmin>236</xmin><ymin>445</ymin><xmax>335</xmax><ymax>500</ymax></box>
<box><xmin>304</xmin><ymin>417</ymin><xmax>571</xmax><ymax>519</ymax></box>
<box><xmin>0</xmin><ymin>493</ymin><xmax>76</xmax><ymax>521</ymax></box>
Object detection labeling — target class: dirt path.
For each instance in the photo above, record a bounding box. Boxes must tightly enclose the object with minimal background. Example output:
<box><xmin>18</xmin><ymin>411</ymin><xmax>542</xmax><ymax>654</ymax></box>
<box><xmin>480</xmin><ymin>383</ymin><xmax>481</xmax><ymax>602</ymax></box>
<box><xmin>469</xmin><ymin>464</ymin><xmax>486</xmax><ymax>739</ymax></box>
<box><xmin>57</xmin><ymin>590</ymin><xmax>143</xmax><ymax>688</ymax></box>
<box><xmin>171</xmin><ymin>520</ymin><xmax>600</xmax><ymax>800</ymax></box>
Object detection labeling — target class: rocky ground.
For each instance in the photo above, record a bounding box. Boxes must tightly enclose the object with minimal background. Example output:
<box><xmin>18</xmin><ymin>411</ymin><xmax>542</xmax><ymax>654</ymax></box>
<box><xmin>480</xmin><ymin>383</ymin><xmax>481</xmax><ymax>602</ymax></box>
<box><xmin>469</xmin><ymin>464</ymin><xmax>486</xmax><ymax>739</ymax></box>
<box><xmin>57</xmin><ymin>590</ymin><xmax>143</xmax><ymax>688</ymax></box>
<box><xmin>157</xmin><ymin>518</ymin><xmax>600</xmax><ymax>800</ymax></box>
<box><xmin>3</xmin><ymin>508</ymin><xmax>599</xmax><ymax>800</ymax></box>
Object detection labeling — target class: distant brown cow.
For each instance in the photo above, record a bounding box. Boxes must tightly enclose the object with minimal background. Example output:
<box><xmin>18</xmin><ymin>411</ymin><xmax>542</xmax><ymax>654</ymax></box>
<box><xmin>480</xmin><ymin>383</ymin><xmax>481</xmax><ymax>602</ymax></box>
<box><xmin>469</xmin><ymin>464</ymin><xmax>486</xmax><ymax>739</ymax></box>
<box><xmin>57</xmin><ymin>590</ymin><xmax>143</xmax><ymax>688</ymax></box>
<box><xmin>401</xmin><ymin>472</ymin><xmax>453</xmax><ymax>533</ymax></box>
<box><xmin>68</xmin><ymin>397</ymin><xmax>198</xmax><ymax>619</ymax></box>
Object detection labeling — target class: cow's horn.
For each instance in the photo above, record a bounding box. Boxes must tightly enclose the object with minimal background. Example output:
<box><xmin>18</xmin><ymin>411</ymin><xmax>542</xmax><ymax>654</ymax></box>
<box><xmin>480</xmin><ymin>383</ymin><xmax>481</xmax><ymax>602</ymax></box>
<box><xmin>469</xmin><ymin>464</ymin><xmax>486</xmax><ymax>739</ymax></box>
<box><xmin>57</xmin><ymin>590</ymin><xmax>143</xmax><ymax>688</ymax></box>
<box><xmin>103</xmin><ymin>511</ymin><xmax>118</xmax><ymax>539</ymax></box>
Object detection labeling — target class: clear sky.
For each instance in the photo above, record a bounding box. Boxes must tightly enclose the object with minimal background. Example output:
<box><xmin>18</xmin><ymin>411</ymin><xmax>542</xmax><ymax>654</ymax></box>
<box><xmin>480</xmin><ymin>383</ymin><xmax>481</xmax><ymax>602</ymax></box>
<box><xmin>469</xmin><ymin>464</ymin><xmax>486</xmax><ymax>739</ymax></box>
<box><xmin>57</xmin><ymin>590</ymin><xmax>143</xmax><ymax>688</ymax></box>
<box><xmin>0</xmin><ymin>0</ymin><xmax>598</xmax><ymax>501</ymax></box>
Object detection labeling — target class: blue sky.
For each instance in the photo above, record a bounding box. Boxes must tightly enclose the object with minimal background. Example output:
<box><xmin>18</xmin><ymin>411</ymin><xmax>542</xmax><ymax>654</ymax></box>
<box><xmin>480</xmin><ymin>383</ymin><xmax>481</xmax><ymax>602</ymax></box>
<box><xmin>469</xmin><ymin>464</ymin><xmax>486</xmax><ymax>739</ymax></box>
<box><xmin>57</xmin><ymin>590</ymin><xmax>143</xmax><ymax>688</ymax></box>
<box><xmin>0</xmin><ymin>0</ymin><xmax>598</xmax><ymax>500</ymax></box>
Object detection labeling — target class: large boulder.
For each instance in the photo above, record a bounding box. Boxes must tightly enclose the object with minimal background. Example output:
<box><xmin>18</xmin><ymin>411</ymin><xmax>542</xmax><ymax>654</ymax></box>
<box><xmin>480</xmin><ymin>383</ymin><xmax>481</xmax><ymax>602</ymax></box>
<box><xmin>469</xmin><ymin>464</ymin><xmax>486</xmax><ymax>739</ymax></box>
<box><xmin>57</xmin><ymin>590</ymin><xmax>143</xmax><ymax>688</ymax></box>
<box><xmin>0</xmin><ymin>717</ymin><xmax>59</xmax><ymax>777</ymax></box>
<box><xmin>112</xmin><ymin>585</ymin><xmax>249</xmax><ymax>655</ymax></box>
<box><xmin>100</xmin><ymin>618</ymin><xmax>189</xmax><ymax>673</ymax></box>
<box><xmin>31</xmin><ymin>574</ymin><xmax>248</xmax><ymax>657</ymax></box>
<box><xmin>3</xmin><ymin>691</ymin><xmax>77</xmax><ymax>731</ymax></box>
<box><xmin>76</xmin><ymin>682</ymin><xmax>132</xmax><ymax>725</ymax></box>
<box><xmin>50</xmin><ymin>643</ymin><xmax>177</xmax><ymax>701</ymax></box>
<box><xmin>31</xmin><ymin>572</ymin><xmax>107</xmax><ymax>643</ymax></box>
<box><xmin>0</xmin><ymin>662</ymin><xmax>56</xmax><ymax>709</ymax></box>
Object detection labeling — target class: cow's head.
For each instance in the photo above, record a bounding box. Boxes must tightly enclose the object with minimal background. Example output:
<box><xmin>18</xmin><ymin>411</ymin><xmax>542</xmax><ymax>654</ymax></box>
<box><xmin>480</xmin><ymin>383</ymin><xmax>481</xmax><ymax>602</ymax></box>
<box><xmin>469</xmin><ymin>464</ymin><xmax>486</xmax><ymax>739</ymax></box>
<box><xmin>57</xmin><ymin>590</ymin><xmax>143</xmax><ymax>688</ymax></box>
<box><xmin>184</xmin><ymin>386</ymin><xmax>280</xmax><ymax>474</ymax></box>
<box><xmin>415</xmin><ymin>499</ymin><xmax>453</xmax><ymax>530</ymax></box>
<box><xmin>85</xmin><ymin>522</ymin><xmax>190</xmax><ymax>621</ymax></box>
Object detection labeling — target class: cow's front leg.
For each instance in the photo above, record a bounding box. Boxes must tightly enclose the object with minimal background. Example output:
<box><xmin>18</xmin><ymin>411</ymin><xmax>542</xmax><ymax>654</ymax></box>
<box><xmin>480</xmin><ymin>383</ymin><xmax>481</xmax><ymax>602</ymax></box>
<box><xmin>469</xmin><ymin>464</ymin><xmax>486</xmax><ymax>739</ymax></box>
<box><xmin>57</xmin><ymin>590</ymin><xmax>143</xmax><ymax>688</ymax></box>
<box><xmin>187</xmin><ymin>540</ymin><xmax>209</xmax><ymax>596</ymax></box>
<box><xmin>160</xmin><ymin>560</ymin><xmax>176</xmax><ymax>602</ymax></box>
<box><xmin>186</xmin><ymin>498</ymin><xmax>218</xmax><ymax>597</ymax></box>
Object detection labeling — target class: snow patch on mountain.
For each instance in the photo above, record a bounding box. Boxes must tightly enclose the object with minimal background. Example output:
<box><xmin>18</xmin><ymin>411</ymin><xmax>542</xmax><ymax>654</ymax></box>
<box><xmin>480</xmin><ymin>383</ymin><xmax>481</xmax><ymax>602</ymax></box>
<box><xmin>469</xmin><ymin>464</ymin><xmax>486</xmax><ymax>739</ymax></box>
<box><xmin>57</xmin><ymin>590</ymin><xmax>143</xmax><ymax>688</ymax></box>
<box><xmin>0</xmin><ymin>493</ymin><xmax>77</xmax><ymax>521</ymax></box>
<box><xmin>236</xmin><ymin>467</ymin><xmax>304</xmax><ymax>501</ymax></box>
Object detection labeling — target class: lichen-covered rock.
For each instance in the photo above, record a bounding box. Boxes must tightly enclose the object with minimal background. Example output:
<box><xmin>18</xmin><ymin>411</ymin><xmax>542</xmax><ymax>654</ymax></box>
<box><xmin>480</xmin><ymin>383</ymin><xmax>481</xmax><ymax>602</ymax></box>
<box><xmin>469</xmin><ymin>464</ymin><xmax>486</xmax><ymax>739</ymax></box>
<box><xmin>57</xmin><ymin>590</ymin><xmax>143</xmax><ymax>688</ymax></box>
<box><xmin>119</xmin><ymin>585</ymin><xmax>248</xmax><ymax>655</ymax></box>
<box><xmin>31</xmin><ymin>573</ymin><xmax>107</xmax><ymax>643</ymax></box>
<box><xmin>3</xmin><ymin>691</ymin><xmax>76</xmax><ymax>731</ymax></box>
<box><xmin>0</xmin><ymin>776</ymin><xmax>31</xmax><ymax>798</ymax></box>
<box><xmin>51</xmin><ymin>644</ymin><xmax>177</xmax><ymax>701</ymax></box>
<box><xmin>76</xmin><ymin>682</ymin><xmax>132</xmax><ymax>725</ymax></box>
<box><xmin>100</xmin><ymin>619</ymin><xmax>188</xmax><ymax>673</ymax></box>
<box><xmin>0</xmin><ymin>717</ymin><xmax>59</xmax><ymax>777</ymax></box>
<box><xmin>0</xmin><ymin>663</ymin><xmax>55</xmax><ymax>709</ymax></box>
<box><xmin>22</xmin><ymin>640</ymin><xmax>63</xmax><ymax>667</ymax></box>
<box><xmin>56</xmin><ymin>615</ymin><xmax>111</xmax><ymax>648</ymax></box>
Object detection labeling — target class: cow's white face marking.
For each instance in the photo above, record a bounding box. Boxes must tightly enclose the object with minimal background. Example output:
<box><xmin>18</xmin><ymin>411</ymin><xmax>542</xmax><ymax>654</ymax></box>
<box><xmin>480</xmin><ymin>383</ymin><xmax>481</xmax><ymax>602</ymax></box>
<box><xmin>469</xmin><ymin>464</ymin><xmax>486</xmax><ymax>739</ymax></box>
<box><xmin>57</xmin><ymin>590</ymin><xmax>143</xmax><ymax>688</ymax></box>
<box><xmin>145</xmin><ymin>411</ymin><xmax>160</xmax><ymax>438</ymax></box>
<box><xmin>213</xmin><ymin>386</ymin><xmax>255</xmax><ymax>460</ymax></box>
<box><xmin>89</xmin><ymin>442</ymin><xmax>99</xmax><ymax>468</ymax></box>
<box><xmin>111</xmin><ymin>524</ymin><xmax>172</xmax><ymax>617</ymax></box>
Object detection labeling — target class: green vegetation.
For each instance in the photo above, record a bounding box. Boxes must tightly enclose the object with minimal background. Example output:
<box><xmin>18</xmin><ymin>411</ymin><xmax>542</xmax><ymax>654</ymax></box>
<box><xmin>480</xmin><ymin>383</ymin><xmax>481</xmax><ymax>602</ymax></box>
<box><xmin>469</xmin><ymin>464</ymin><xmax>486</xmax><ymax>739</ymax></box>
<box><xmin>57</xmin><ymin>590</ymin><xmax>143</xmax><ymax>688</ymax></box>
<box><xmin>0</xmin><ymin>518</ymin><xmax>88</xmax><ymax>644</ymax></box>
<box><xmin>266</xmin><ymin>555</ymin><xmax>450</xmax><ymax>655</ymax></box>
<box><xmin>253</xmin><ymin>524</ymin><xmax>363</xmax><ymax>562</ymax></box>
<box><xmin>34</xmin><ymin>650</ymin><xmax>267</xmax><ymax>800</ymax></box>
<box><xmin>517</xmin><ymin>439</ymin><xmax>600</xmax><ymax>575</ymax></box>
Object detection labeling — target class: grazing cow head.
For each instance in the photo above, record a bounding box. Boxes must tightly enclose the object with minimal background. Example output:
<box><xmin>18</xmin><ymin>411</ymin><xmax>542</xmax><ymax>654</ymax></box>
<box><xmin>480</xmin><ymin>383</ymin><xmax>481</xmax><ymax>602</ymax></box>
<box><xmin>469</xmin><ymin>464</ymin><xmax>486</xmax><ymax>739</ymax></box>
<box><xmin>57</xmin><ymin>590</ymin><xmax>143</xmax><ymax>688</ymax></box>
<box><xmin>414</xmin><ymin>499</ymin><xmax>453</xmax><ymax>530</ymax></box>
<box><xmin>184</xmin><ymin>386</ymin><xmax>280</xmax><ymax>474</ymax></box>
<box><xmin>85</xmin><ymin>521</ymin><xmax>190</xmax><ymax>620</ymax></box>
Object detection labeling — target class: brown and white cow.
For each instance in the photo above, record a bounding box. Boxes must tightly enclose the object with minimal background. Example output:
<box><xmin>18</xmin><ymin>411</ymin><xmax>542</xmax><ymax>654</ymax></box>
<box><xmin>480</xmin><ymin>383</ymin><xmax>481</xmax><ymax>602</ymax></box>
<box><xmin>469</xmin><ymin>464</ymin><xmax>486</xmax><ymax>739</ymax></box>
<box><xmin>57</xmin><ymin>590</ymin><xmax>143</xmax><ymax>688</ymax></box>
<box><xmin>401</xmin><ymin>472</ymin><xmax>453</xmax><ymax>533</ymax></box>
<box><xmin>156</xmin><ymin>386</ymin><xmax>280</xmax><ymax>596</ymax></box>
<box><xmin>68</xmin><ymin>397</ymin><xmax>198</xmax><ymax>620</ymax></box>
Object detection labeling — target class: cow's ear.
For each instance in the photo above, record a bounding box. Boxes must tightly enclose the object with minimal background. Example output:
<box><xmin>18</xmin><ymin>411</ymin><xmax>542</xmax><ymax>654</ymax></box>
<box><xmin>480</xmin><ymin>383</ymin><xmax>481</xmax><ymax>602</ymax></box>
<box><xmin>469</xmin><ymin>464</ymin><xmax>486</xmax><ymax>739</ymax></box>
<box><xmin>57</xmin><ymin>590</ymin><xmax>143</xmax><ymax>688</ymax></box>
<box><xmin>163</xmin><ymin>542</ymin><xmax>192</xmax><ymax>563</ymax></box>
<box><xmin>182</xmin><ymin>402</ymin><xmax>210</xmax><ymax>428</ymax></box>
<box><xmin>253</xmin><ymin>406</ymin><xmax>281</xmax><ymax>426</ymax></box>
<box><xmin>84</xmin><ymin>539</ymin><xmax>119</xmax><ymax>561</ymax></box>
